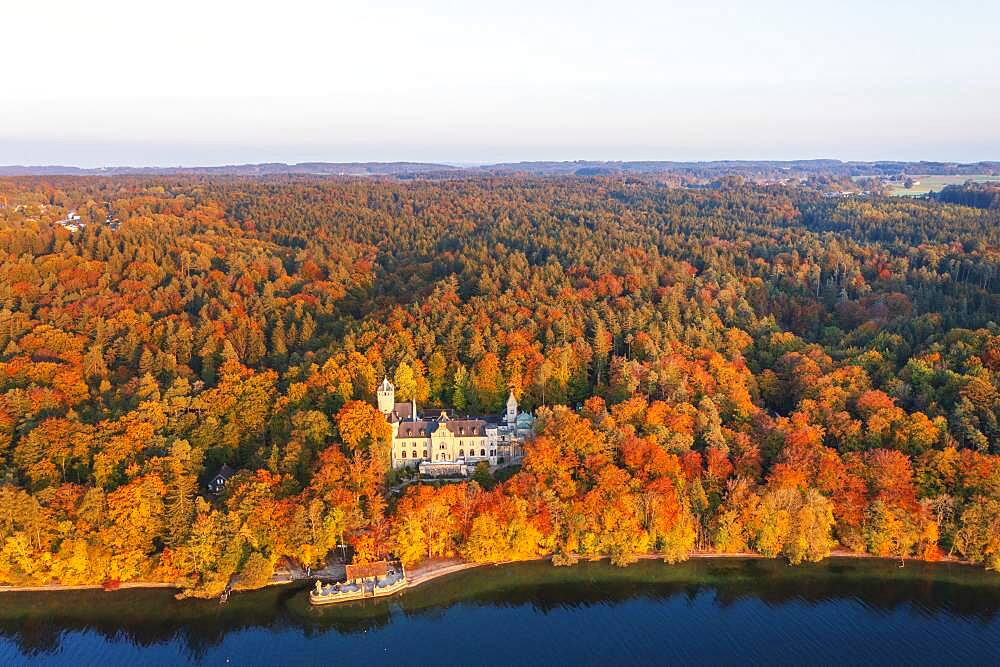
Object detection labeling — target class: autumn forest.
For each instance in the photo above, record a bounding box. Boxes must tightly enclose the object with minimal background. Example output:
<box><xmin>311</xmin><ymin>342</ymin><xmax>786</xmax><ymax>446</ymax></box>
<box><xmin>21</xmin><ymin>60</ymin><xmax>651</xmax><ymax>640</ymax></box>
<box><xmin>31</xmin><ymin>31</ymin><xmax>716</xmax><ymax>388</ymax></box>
<box><xmin>0</xmin><ymin>174</ymin><xmax>998</xmax><ymax>597</ymax></box>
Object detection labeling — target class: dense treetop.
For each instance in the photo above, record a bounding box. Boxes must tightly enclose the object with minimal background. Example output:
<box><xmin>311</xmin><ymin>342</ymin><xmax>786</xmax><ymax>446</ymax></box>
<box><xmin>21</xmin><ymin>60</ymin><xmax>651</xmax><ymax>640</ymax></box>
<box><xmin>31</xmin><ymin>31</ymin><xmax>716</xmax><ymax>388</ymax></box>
<box><xmin>0</xmin><ymin>174</ymin><xmax>997</xmax><ymax>593</ymax></box>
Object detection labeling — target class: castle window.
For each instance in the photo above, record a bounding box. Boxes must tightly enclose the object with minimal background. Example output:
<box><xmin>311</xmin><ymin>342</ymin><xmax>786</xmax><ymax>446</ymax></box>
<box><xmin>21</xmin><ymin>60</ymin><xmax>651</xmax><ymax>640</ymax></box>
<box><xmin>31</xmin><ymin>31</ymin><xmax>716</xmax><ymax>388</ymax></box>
<box><xmin>490</xmin><ymin>450</ymin><xmax>495</xmax><ymax>457</ymax></box>
<box><xmin>480</xmin><ymin>449</ymin><xmax>486</xmax><ymax>456</ymax></box>
<box><xmin>423</xmin><ymin>450</ymin><xmax>428</xmax><ymax>457</ymax></box>
<box><xmin>412</xmin><ymin>451</ymin><xmax>417</xmax><ymax>459</ymax></box>
<box><xmin>459</xmin><ymin>450</ymin><xmax>464</xmax><ymax>457</ymax></box>
<box><xmin>401</xmin><ymin>451</ymin><xmax>407</xmax><ymax>458</ymax></box>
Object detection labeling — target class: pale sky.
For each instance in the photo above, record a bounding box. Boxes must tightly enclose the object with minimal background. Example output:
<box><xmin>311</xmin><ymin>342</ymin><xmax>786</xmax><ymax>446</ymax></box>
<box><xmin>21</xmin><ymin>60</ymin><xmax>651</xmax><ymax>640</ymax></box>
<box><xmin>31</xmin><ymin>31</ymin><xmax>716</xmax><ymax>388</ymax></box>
<box><xmin>2</xmin><ymin>0</ymin><xmax>998</xmax><ymax>167</ymax></box>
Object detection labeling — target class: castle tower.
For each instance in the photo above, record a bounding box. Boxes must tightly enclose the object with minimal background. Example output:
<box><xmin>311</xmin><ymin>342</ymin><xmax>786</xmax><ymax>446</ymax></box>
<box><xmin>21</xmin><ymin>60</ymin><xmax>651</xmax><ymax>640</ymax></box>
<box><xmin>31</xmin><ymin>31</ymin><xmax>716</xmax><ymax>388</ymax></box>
<box><xmin>377</xmin><ymin>376</ymin><xmax>395</xmax><ymax>414</ymax></box>
<box><xmin>505</xmin><ymin>390</ymin><xmax>518</xmax><ymax>424</ymax></box>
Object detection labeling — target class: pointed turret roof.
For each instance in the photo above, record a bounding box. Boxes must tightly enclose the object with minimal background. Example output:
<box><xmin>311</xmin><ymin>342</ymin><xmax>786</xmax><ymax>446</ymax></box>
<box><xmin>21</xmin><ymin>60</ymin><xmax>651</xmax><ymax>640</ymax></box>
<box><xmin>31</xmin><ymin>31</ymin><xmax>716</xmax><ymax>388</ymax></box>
<box><xmin>507</xmin><ymin>390</ymin><xmax>518</xmax><ymax>407</ymax></box>
<box><xmin>380</xmin><ymin>376</ymin><xmax>394</xmax><ymax>391</ymax></box>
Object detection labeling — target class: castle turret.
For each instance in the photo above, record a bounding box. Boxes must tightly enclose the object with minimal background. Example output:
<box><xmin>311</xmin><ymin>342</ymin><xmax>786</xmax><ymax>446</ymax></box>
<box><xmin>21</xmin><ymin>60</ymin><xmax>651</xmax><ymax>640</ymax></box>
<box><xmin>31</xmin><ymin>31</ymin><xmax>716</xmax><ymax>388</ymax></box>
<box><xmin>377</xmin><ymin>376</ymin><xmax>395</xmax><ymax>414</ymax></box>
<box><xmin>505</xmin><ymin>390</ymin><xmax>518</xmax><ymax>424</ymax></box>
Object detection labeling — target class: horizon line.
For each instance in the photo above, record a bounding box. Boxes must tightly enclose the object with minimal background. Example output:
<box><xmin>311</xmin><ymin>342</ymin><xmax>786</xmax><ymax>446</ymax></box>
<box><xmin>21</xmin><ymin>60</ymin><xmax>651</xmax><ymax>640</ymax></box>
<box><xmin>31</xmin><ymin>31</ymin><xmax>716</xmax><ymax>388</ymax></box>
<box><xmin>3</xmin><ymin>157</ymin><xmax>1000</xmax><ymax>172</ymax></box>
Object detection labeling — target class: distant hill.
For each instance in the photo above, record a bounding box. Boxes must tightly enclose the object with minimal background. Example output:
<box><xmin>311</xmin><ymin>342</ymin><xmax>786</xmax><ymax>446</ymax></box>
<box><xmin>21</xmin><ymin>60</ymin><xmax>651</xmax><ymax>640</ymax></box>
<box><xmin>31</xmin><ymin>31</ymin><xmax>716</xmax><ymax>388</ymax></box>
<box><xmin>1</xmin><ymin>159</ymin><xmax>998</xmax><ymax>179</ymax></box>
<box><xmin>935</xmin><ymin>182</ymin><xmax>1000</xmax><ymax>209</ymax></box>
<box><xmin>482</xmin><ymin>159</ymin><xmax>1000</xmax><ymax>178</ymax></box>
<box><xmin>0</xmin><ymin>162</ymin><xmax>461</xmax><ymax>177</ymax></box>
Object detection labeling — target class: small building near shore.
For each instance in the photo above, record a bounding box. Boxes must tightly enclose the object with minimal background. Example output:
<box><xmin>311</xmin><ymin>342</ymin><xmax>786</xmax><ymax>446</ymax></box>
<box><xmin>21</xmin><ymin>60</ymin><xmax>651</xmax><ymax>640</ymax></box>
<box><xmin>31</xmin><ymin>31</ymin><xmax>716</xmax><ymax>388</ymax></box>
<box><xmin>208</xmin><ymin>464</ymin><xmax>236</xmax><ymax>494</ymax></box>
<box><xmin>311</xmin><ymin>560</ymin><xmax>406</xmax><ymax>605</ymax></box>
<box><xmin>345</xmin><ymin>561</ymin><xmax>389</xmax><ymax>581</ymax></box>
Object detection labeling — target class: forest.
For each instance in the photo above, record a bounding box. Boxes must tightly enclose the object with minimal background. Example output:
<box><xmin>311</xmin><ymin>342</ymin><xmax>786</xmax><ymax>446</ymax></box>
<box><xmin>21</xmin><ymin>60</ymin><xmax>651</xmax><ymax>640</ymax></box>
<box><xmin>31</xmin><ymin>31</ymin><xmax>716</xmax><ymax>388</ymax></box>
<box><xmin>0</xmin><ymin>173</ymin><xmax>998</xmax><ymax>596</ymax></box>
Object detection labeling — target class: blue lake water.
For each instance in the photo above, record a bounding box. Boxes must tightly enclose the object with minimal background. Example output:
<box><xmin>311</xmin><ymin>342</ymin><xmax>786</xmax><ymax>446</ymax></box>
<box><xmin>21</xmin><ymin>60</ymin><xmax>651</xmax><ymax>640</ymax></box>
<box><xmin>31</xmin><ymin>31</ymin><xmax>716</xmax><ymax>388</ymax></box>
<box><xmin>3</xmin><ymin>558</ymin><xmax>1000</xmax><ymax>665</ymax></box>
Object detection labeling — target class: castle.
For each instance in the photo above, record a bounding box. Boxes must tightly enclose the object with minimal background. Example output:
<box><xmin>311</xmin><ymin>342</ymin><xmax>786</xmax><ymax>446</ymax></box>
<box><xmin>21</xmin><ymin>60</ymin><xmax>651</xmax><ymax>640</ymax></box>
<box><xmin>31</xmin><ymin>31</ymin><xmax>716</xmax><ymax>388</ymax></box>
<box><xmin>377</xmin><ymin>376</ymin><xmax>533</xmax><ymax>473</ymax></box>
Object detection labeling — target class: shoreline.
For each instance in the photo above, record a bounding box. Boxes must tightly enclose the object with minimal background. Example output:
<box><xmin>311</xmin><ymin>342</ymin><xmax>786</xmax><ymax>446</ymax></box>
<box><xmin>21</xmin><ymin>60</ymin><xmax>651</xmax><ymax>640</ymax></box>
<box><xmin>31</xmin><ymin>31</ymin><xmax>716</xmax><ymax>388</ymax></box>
<box><xmin>0</xmin><ymin>581</ymin><xmax>179</xmax><ymax>594</ymax></box>
<box><xmin>394</xmin><ymin>549</ymin><xmax>980</xmax><ymax>597</ymax></box>
<box><xmin>0</xmin><ymin>550</ymin><xmax>979</xmax><ymax>597</ymax></box>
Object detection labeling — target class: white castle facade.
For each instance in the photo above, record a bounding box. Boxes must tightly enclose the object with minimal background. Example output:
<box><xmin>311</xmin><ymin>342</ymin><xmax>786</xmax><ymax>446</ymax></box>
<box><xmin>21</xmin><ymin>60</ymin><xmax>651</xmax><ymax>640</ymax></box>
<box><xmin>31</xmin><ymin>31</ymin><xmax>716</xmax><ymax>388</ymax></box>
<box><xmin>377</xmin><ymin>376</ymin><xmax>533</xmax><ymax>472</ymax></box>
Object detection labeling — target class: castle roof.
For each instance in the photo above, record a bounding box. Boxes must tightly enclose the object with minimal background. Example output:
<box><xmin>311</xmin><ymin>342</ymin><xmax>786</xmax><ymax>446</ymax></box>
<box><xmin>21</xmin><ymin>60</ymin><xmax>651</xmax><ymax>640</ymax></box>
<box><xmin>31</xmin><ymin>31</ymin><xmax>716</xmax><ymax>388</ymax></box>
<box><xmin>391</xmin><ymin>401</ymin><xmax>414</xmax><ymax>421</ymax></box>
<box><xmin>379</xmin><ymin>376</ymin><xmax>394</xmax><ymax>392</ymax></box>
<box><xmin>446</xmin><ymin>419</ymin><xmax>489</xmax><ymax>436</ymax></box>
<box><xmin>395</xmin><ymin>418</ymin><xmax>491</xmax><ymax>438</ymax></box>
<box><xmin>397</xmin><ymin>420</ymin><xmax>433</xmax><ymax>436</ymax></box>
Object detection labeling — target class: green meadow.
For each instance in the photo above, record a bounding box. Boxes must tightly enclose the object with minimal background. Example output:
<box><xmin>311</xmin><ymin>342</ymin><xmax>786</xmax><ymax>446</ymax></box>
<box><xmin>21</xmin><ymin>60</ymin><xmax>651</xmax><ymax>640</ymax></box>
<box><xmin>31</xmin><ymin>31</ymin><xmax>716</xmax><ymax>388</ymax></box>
<box><xmin>885</xmin><ymin>174</ymin><xmax>1000</xmax><ymax>196</ymax></box>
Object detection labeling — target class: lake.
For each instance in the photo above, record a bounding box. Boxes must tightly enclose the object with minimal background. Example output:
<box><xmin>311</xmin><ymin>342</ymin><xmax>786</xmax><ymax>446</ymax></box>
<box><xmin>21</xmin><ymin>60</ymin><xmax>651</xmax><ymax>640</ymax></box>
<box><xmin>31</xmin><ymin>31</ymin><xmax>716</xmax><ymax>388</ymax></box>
<box><xmin>3</xmin><ymin>558</ymin><xmax>1000</xmax><ymax>665</ymax></box>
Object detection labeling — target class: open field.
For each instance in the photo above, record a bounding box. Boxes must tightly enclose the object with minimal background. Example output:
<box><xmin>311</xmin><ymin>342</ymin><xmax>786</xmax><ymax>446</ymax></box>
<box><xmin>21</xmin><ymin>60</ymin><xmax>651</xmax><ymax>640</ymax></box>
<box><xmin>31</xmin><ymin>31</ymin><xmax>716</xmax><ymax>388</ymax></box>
<box><xmin>884</xmin><ymin>174</ymin><xmax>1000</xmax><ymax>196</ymax></box>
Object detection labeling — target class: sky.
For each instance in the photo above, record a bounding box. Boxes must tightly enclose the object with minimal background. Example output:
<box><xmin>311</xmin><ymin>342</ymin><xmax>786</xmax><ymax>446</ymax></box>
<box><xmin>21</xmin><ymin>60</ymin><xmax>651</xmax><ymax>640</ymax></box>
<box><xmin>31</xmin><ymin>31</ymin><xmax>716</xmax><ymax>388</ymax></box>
<box><xmin>2</xmin><ymin>0</ymin><xmax>999</xmax><ymax>167</ymax></box>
